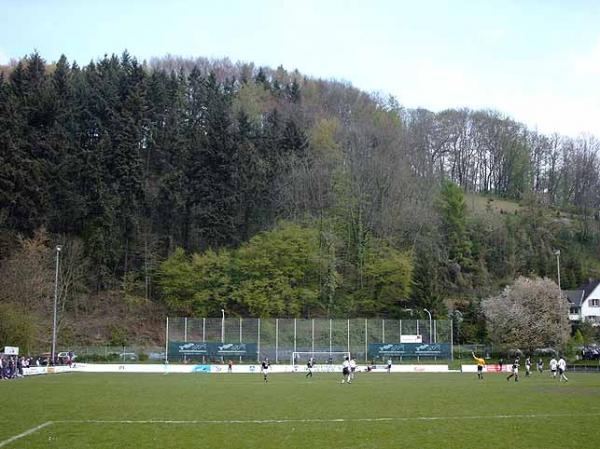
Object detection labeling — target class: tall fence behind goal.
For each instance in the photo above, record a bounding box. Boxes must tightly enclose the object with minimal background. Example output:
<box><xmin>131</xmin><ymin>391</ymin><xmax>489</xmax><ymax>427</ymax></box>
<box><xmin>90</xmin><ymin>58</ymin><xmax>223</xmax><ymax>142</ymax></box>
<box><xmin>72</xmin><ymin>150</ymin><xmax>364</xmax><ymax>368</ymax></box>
<box><xmin>166</xmin><ymin>317</ymin><xmax>453</xmax><ymax>364</ymax></box>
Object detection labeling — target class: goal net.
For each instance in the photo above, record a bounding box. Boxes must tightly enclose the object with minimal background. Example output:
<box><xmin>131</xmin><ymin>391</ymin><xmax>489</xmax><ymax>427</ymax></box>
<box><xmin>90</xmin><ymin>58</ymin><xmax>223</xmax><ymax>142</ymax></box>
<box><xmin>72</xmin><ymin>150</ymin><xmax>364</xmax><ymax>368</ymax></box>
<box><xmin>291</xmin><ymin>351</ymin><xmax>351</xmax><ymax>365</ymax></box>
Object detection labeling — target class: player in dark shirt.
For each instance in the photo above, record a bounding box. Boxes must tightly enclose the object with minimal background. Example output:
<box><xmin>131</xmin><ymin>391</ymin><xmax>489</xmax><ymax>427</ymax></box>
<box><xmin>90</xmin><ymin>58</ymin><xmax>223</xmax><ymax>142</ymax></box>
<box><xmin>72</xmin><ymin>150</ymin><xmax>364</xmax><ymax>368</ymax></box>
<box><xmin>536</xmin><ymin>358</ymin><xmax>543</xmax><ymax>373</ymax></box>
<box><xmin>306</xmin><ymin>358</ymin><xmax>313</xmax><ymax>378</ymax></box>
<box><xmin>261</xmin><ymin>359</ymin><xmax>270</xmax><ymax>383</ymax></box>
<box><xmin>506</xmin><ymin>357</ymin><xmax>520</xmax><ymax>382</ymax></box>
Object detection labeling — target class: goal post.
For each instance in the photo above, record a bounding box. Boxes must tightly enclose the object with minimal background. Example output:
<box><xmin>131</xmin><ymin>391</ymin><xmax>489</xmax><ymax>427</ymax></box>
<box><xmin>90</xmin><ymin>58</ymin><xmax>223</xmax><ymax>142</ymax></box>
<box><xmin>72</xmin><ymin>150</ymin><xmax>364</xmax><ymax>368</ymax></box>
<box><xmin>291</xmin><ymin>351</ymin><xmax>351</xmax><ymax>365</ymax></box>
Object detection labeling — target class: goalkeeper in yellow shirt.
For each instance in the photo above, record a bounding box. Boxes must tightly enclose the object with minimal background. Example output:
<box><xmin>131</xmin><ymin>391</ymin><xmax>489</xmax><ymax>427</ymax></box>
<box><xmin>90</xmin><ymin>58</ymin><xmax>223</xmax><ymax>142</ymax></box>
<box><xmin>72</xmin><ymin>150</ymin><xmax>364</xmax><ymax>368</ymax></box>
<box><xmin>472</xmin><ymin>352</ymin><xmax>486</xmax><ymax>380</ymax></box>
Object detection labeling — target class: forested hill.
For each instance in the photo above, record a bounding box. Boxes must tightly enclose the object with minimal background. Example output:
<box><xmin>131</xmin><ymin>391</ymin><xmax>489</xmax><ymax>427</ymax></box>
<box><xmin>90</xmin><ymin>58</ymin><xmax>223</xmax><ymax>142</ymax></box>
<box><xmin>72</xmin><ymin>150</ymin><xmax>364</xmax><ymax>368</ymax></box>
<box><xmin>1</xmin><ymin>52</ymin><xmax>599</xmax><ymax>347</ymax></box>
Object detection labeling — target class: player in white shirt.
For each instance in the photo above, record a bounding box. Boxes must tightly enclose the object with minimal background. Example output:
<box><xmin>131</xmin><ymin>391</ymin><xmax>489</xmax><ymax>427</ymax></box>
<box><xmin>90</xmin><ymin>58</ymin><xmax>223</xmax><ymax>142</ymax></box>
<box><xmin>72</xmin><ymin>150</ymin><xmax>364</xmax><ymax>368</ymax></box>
<box><xmin>341</xmin><ymin>357</ymin><xmax>351</xmax><ymax>383</ymax></box>
<box><xmin>349</xmin><ymin>357</ymin><xmax>357</xmax><ymax>381</ymax></box>
<box><xmin>549</xmin><ymin>357</ymin><xmax>558</xmax><ymax>378</ymax></box>
<box><xmin>387</xmin><ymin>358</ymin><xmax>392</xmax><ymax>374</ymax></box>
<box><xmin>558</xmin><ymin>357</ymin><xmax>568</xmax><ymax>382</ymax></box>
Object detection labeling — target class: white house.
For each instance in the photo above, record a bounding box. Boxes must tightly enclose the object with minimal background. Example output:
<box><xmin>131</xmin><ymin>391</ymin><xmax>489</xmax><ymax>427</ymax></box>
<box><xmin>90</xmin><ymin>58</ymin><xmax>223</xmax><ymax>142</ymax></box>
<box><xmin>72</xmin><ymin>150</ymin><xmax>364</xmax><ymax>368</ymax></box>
<box><xmin>565</xmin><ymin>280</ymin><xmax>600</xmax><ymax>324</ymax></box>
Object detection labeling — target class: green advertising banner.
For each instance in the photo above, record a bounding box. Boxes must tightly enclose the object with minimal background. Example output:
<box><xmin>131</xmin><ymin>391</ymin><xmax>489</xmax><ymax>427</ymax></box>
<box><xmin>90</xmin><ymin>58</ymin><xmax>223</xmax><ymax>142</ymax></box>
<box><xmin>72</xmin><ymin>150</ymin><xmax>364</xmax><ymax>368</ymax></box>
<box><xmin>169</xmin><ymin>342</ymin><xmax>257</xmax><ymax>357</ymax></box>
<box><xmin>368</xmin><ymin>343</ymin><xmax>451</xmax><ymax>358</ymax></box>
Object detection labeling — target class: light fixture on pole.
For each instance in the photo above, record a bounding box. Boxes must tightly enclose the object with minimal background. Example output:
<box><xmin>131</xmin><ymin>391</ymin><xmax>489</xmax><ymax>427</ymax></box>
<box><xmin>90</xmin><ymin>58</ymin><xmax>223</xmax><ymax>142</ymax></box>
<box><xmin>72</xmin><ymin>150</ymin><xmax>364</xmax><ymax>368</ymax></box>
<box><xmin>51</xmin><ymin>245</ymin><xmax>63</xmax><ymax>364</ymax></box>
<box><xmin>423</xmin><ymin>308</ymin><xmax>432</xmax><ymax>343</ymax></box>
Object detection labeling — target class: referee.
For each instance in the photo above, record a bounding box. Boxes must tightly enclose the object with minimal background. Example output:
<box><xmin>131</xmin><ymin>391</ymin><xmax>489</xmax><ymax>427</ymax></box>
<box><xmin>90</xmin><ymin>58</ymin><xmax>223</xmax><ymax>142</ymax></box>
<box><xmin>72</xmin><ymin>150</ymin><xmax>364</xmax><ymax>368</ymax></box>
<box><xmin>472</xmin><ymin>351</ymin><xmax>486</xmax><ymax>380</ymax></box>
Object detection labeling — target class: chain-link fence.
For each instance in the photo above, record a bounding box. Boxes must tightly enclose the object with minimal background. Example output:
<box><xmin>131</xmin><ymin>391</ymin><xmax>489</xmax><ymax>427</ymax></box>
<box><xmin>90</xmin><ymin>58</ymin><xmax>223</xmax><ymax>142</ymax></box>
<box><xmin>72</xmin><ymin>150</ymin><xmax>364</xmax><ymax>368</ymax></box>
<box><xmin>61</xmin><ymin>345</ymin><xmax>164</xmax><ymax>362</ymax></box>
<box><xmin>166</xmin><ymin>317</ymin><xmax>453</xmax><ymax>363</ymax></box>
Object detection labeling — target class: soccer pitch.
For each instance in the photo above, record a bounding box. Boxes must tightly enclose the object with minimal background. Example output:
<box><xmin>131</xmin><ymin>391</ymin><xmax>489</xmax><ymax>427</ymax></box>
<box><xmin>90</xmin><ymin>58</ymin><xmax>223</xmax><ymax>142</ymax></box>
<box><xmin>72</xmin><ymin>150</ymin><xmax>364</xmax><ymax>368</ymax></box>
<box><xmin>2</xmin><ymin>371</ymin><xmax>600</xmax><ymax>448</ymax></box>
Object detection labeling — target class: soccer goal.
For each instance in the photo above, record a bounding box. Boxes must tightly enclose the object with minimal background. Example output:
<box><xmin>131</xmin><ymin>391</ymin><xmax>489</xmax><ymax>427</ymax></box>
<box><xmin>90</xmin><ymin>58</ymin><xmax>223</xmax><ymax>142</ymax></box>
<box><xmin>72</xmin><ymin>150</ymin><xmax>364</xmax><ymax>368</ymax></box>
<box><xmin>291</xmin><ymin>351</ymin><xmax>351</xmax><ymax>365</ymax></box>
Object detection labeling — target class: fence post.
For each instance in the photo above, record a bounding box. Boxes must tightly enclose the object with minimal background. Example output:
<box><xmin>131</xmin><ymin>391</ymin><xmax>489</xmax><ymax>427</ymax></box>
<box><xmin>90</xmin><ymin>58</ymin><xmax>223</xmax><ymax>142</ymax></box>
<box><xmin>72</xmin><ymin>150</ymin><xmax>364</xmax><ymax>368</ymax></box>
<box><xmin>312</xmin><ymin>319</ymin><xmax>315</xmax><ymax>354</ymax></box>
<box><xmin>382</xmin><ymin>319</ymin><xmax>385</xmax><ymax>343</ymax></box>
<box><xmin>276</xmin><ymin>319</ymin><xmax>279</xmax><ymax>364</ymax></box>
<box><xmin>450</xmin><ymin>318</ymin><xmax>453</xmax><ymax>360</ymax></box>
<box><xmin>364</xmin><ymin>318</ymin><xmax>368</xmax><ymax>363</ymax></box>
<box><xmin>347</xmin><ymin>318</ymin><xmax>350</xmax><ymax>354</ymax></box>
<box><xmin>202</xmin><ymin>318</ymin><xmax>206</xmax><ymax>363</ymax></box>
<box><xmin>294</xmin><ymin>318</ymin><xmax>297</xmax><ymax>353</ymax></box>
<box><xmin>165</xmin><ymin>317</ymin><xmax>169</xmax><ymax>363</ymax></box>
<box><xmin>239</xmin><ymin>318</ymin><xmax>243</xmax><ymax>363</ymax></box>
<box><xmin>257</xmin><ymin>318</ymin><xmax>261</xmax><ymax>362</ymax></box>
<box><xmin>416</xmin><ymin>319</ymin><xmax>420</xmax><ymax>362</ymax></box>
<box><xmin>184</xmin><ymin>317</ymin><xmax>188</xmax><ymax>364</ymax></box>
<box><xmin>329</xmin><ymin>319</ymin><xmax>332</xmax><ymax>355</ymax></box>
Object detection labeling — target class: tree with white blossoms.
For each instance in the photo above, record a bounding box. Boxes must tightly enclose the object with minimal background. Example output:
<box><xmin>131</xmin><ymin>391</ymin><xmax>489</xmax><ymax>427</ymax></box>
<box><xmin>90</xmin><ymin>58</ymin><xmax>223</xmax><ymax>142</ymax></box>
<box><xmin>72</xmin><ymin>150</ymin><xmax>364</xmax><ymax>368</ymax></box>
<box><xmin>482</xmin><ymin>276</ymin><xmax>570</xmax><ymax>352</ymax></box>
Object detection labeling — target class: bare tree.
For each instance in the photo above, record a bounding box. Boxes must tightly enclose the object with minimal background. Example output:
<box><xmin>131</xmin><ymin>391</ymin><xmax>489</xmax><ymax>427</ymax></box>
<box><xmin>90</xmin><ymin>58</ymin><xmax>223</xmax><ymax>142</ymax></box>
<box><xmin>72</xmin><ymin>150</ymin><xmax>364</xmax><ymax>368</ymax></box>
<box><xmin>0</xmin><ymin>229</ymin><xmax>53</xmax><ymax>314</ymax></box>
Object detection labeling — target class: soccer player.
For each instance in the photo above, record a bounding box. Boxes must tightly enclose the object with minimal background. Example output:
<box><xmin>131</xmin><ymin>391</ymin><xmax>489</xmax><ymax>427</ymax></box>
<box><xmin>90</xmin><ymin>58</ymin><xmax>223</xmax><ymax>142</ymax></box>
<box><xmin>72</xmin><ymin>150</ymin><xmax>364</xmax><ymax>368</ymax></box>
<box><xmin>536</xmin><ymin>358</ymin><xmax>543</xmax><ymax>373</ymax></box>
<box><xmin>349</xmin><ymin>357</ymin><xmax>357</xmax><ymax>381</ymax></box>
<box><xmin>525</xmin><ymin>356</ymin><xmax>532</xmax><ymax>377</ymax></box>
<box><xmin>306</xmin><ymin>358</ymin><xmax>313</xmax><ymax>378</ymax></box>
<box><xmin>261</xmin><ymin>358</ymin><xmax>270</xmax><ymax>383</ymax></box>
<box><xmin>386</xmin><ymin>358</ymin><xmax>392</xmax><ymax>374</ymax></box>
<box><xmin>341</xmin><ymin>357</ymin><xmax>351</xmax><ymax>383</ymax></box>
<box><xmin>228</xmin><ymin>360</ymin><xmax>233</xmax><ymax>373</ymax></box>
<box><xmin>558</xmin><ymin>356</ymin><xmax>569</xmax><ymax>382</ymax></box>
<box><xmin>549</xmin><ymin>357</ymin><xmax>558</xmax><ymax>378</ymax></box>
<box><xmin>472</xmin><ymin>352</ymin><xmax>486</xmax><ymax>380</ymax></box>
<box><xmin>506</xmin><ymin>356</ymin><xmax>519</xmax><ymax>382</ymax></box>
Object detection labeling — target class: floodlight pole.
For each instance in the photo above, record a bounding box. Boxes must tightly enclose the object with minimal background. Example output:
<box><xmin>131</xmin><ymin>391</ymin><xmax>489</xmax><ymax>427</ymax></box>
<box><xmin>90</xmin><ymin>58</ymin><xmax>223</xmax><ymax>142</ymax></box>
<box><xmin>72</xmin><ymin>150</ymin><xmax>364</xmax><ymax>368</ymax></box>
<box><xmin>423</xmin><ymin>308</ymin><xmax>432</xmax><ymax>343</ymax></box>
<box><xmin>453</xmin><ymin>310</ymin><xmax>463</xmax><ymax>359</ymax></box>
<box><xmin>51</xmin><ymin>245</ymin><xmax>62</xmax><ymax>364</ymax></box>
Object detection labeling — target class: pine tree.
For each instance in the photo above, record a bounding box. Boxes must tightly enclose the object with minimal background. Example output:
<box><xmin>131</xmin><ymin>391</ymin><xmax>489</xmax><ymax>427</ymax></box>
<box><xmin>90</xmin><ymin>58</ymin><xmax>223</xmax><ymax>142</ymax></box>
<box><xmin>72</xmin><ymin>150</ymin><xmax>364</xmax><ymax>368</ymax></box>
<box><xmin>438</xmin><ymin>180</ymin><xmax>472</xmax><ymax>269</ymax></box>
<box><xmin>411</xmin><ymin>232</ymin><xmax>444</xmax><ymax>314</ymax></box>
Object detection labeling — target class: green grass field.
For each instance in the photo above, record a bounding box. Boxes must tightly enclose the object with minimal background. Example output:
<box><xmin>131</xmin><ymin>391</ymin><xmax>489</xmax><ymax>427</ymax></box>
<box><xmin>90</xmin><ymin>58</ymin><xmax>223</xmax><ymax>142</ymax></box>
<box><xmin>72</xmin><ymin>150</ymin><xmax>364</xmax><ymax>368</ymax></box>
<box><xmin>2</xmin><ymin>371</ymin><xmax>600</xmax><ymax>448</ymax></box>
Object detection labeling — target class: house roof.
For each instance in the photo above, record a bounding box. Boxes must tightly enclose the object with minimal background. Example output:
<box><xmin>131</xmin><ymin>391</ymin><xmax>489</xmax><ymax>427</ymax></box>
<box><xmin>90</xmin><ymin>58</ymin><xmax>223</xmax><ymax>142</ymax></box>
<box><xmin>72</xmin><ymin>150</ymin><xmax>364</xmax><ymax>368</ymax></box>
<box><xmin>564</xmin><ymin>280</ymin><xmax>600</xmax><ymax>307</ymax></box>
<box><xmin>565</xmin><ymin>290</ymin><xmax>584</xmax><ymax>307</ymax></box>
<box><xmin>579</xmin><ymin>280</ymin><xmax>600</xmax><ymax>297</ymax></box>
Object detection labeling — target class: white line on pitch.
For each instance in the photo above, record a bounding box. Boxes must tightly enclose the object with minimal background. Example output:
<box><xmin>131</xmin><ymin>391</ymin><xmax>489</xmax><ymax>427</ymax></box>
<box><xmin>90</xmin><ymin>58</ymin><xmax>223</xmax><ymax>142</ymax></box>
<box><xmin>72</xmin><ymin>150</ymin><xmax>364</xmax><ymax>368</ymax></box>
<box><xmin>56</xmin><ymin>413</ymin><xmax>600</xmax><ymax>425</ymax></box>
<box><xmin>0</xmin><ymin>421</ymin><xmax>53</xmax><ymax>448</ymax></box>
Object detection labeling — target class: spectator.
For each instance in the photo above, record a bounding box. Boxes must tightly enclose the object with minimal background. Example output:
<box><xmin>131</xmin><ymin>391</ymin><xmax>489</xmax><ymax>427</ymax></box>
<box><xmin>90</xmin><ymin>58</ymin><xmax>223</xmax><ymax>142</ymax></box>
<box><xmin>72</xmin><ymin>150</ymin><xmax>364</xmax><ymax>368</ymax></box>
<box><xmin>16</xmin><ymin>356</ymin><xmax>23</xmax><ymax>378</ymax></box>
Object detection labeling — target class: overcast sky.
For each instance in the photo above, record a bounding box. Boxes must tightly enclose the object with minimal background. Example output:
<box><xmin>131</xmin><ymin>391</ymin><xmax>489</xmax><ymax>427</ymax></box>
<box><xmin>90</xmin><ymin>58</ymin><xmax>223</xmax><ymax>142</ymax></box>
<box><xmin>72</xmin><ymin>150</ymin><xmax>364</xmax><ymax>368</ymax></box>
<box><xmin>1</xmin><ymin>0</ymin><xmax>599</xmax><ymax>136</ymax></box>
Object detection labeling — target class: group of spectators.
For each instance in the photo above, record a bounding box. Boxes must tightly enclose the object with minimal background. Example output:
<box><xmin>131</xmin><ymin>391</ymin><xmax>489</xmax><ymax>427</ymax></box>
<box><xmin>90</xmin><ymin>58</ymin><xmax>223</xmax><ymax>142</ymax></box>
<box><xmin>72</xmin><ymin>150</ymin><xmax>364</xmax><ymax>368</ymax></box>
<box><xmin>0</xmin><ymin>355</ymin><xmax>28</xmax><ymax>380</ymax></box>
<box><xmin>0</xmin><ymin>352</ymin><xmax>76</xmax><ymax>380</ymax></box>
<box><xmin>582</xmin><ymin>347</ymin><xmax>600</xmax><ymax>360</ymax></box>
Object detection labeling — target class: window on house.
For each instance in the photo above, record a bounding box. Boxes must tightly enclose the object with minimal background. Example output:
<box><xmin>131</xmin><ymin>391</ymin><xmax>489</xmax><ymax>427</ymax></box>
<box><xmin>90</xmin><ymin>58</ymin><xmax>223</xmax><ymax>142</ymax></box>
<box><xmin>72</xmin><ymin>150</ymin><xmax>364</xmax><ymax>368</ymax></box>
<box><xmin>590</xmin><ymin>299</ymin><xmax>600</xmax><ymax>307</ymax></box>
<box><xmin>570</xmin><ymin>307</ymin><xmax>579</xmax><ymax>314</ymax></box>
